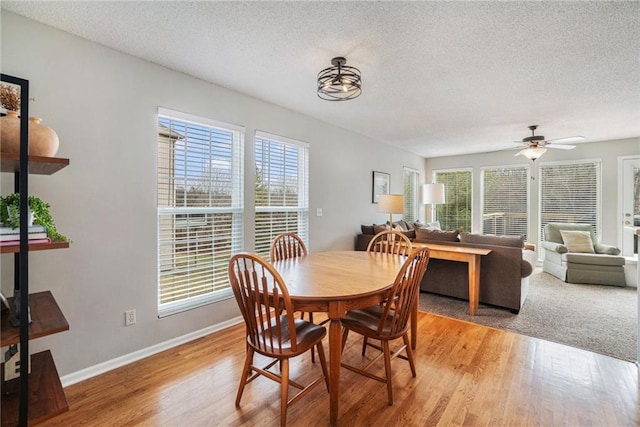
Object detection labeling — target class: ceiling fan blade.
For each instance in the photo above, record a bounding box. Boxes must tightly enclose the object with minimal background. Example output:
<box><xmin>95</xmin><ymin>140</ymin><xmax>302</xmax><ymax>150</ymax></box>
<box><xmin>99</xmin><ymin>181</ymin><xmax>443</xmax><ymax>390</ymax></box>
<box><xmin>547</xmin><ymin>144</ymin><xmax>576</xmax><ymax>150</ymax></box>
<box><xmin>514</xmin><ymin>151</ymin><xmax>523</xmax><ymax>157</ymax></box>
<box><xmin>547</xmin><ymin>136</ymin><xmax>585</xmax><ymax>144</ymax></box>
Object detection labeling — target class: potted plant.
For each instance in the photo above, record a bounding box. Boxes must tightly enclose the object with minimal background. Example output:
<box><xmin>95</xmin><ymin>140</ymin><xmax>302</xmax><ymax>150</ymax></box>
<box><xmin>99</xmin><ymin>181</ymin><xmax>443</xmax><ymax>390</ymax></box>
<box><xmin>0</xmin><ymin>193</ymin><xmax>70</xmax><ymax>242</ymax></box>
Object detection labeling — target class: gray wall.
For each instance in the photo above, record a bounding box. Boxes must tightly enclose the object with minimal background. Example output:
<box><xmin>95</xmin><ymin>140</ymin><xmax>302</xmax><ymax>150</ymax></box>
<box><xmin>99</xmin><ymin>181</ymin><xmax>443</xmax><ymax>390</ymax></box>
<box><xmin>1</xmin><ymin>12</ymin><xmax>425</xmax><ymax>377</ymax></box>
<box><xmin>424</xmin><ymin>137</ymin><xmax>640</xmax><ymax>247</ymax></box>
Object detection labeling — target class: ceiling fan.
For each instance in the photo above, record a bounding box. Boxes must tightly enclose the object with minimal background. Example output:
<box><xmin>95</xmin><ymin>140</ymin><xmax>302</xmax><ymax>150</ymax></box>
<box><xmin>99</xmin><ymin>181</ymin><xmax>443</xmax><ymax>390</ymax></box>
<box><xmin>514</xmin><ymin>125</ymin><xmax>585</xmax><ymax>161</ymax></box>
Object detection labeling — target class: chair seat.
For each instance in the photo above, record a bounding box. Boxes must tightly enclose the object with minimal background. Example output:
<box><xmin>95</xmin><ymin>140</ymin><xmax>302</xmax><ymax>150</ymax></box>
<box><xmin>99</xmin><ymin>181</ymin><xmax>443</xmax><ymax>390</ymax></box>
<box><xmin>252</xmin><ymin>316</ymin><xmax>327</xmax><ymax>357</ymax></box>
<box><xmin>342</xmin><ymin>306</ymin><xmax>408</xmax><ymax>341</ymax></box>
<box><xmin>564</xmin><ymin>253</ymin><xmax>625</xmax><ymax>267</ymax></box>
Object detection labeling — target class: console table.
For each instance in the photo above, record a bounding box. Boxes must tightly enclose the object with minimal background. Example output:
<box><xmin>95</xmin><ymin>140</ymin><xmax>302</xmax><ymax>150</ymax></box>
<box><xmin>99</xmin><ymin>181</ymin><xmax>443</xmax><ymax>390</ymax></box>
<box><xmin>412</xmin><ymin>242</ymin><xmax>492</xmax><ymax>344</ymax></box>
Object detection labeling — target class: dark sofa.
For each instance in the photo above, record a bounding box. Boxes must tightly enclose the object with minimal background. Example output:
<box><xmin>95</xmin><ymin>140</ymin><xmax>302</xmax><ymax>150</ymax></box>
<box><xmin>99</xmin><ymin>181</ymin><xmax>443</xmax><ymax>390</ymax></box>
<box><xmin>356</xmin><ymin>222</ymin><xmax>537</xmax><ymax>313</ymax></box>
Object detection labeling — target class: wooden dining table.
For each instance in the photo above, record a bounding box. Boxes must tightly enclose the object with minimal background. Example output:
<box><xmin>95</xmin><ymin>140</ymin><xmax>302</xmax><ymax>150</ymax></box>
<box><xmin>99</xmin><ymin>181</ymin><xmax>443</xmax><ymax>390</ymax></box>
<box><xmin>272</xmin><ymin>250</ymin><xmax>405</xmax><ymax>426</ymax></box>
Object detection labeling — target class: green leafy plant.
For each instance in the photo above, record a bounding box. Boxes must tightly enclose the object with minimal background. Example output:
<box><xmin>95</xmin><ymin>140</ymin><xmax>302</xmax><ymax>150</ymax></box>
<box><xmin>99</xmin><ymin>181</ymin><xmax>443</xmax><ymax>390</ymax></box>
<box><xmin>0</xmin><ymin>193</ymin><xmax>70</xmax><ymax>242</ymax></box>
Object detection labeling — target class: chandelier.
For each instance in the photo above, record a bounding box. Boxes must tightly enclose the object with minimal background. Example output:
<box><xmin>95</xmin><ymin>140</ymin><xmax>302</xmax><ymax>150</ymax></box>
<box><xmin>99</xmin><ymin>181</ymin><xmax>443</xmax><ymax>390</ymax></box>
<box><xmin>317</xmin><ymin>57</ymin><xmax>362</xmax><ymax>101</ymax></box>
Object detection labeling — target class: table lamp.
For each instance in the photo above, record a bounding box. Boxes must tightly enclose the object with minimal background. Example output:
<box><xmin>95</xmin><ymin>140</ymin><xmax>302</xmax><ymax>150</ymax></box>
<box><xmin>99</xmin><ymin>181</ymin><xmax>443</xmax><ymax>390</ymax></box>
<box><xmin>423</xmin><ymin>183</ymin><xmax>446</xmax><ymax>223</ymax></box>
<box><xmin>377</xmin><ymin>194</ymin><xmax>404</xmax><ymax>229</ymax></box>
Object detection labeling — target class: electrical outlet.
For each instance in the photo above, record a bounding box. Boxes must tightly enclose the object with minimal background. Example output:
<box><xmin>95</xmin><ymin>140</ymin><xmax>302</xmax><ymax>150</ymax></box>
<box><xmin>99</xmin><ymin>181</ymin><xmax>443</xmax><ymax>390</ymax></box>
<box><xmin>125</xmin><ymin>309</ymin><xmax>136</xmax><ymax>326</ymax></box>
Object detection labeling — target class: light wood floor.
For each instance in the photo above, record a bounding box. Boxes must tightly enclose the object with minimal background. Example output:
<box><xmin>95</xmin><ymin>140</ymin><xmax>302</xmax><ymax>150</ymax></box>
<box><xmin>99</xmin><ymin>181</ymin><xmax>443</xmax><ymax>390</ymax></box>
<box><xmin>40</xmin><ymin>312</ymin><xmax>638</xmax><ymax>426</ymax></box>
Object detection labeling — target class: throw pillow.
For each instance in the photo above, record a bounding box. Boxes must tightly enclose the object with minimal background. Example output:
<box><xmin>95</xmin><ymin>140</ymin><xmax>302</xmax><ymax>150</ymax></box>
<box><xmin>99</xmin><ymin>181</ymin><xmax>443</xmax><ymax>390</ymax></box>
<box><xmin>395</xmin><ymin>220</ymin><xmax>409</xmax><ymax>231</ymax></box>
<box><xmin>560</xmin><ymin>230</ymin><xmax>595</xmax><ymax>253</ymax></box>
<box><xmin>373</xmin><ymin>224</ymin><xmax>390</xmax><ymax>234</ymax></box>
<box><xmin>361</xmin><ymin>224</ymin><xmax>375</xmax><ymax>235</ymax></box>
<box><xmin>415</xmin><ymin>228</ymin><xmax>460</xmax><ymax>242</ymax></box>
<box><xmin>426</xmin><ymin>221</ymin><xmax>441</xmax><ymax>230</ymax></box>
<box><xmin>459</xmin><ymin>232</ymin><xmax>524</xmax><ymax>248</ymax></box>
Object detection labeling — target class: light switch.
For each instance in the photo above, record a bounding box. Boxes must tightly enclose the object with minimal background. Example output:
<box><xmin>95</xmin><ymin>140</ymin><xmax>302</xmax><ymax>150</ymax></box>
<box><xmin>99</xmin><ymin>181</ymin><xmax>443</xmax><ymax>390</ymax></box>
<box><xmin>316</xmin><ymin>208</ymin><xmax>323</xmax><ymax>217</ymax></box>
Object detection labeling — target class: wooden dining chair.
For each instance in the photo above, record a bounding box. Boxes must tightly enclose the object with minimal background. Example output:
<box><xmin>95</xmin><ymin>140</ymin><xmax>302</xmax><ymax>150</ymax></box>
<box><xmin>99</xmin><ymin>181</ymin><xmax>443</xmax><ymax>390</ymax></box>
<box><xmin>366</xmin><ymin>230</ymin><xmax>413</xmax><ymax>256</ymax></box>
<box><xmin>269</xmin><ymin>232</ymin><xmax>308</xmax><ymax>262</ymax></box>
<box><xmin>270</xmin><ymin>233</ymin><xmax>323</xmax><ymax>349</ymax></box>
<box><xmin>228</xmin><ymin>253</ymin><xmax>329</xmax><ymax>427</ymax></box>
<box><xmin>340</xmin><ymin>246</ymin><xmax>430</xmax><ymax>405</ymax></box>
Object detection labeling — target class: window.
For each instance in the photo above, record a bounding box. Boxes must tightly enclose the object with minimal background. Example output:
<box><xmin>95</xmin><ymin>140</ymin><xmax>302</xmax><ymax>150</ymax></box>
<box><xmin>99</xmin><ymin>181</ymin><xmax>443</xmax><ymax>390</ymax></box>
<box><xmin>539</xmin><ymin>160</ymin><xmax>601</xmax><ymax>241</ymax></box>
<box><xmin>481</xmin><ymin>166</ymin><xmax>530</xmax><ymax>239</ymax></box>
<box><xmin>434</xmin><ymin>169</ymin><xmax>472</xmax><ymax>232</ymax></box>
<box><xmin>403</xmin><ymin>167</ymin><xmax>420</xmax><ymax>222</ymax></box>
<box><xmin>254</xmin><ymin>131</ymin><xmax>309</xmax><ymax>260</ymax></box>
<box><xmin>157</xmin><ymin>108</ymin><xmax>244</xmax><ymax>317</ymax></box>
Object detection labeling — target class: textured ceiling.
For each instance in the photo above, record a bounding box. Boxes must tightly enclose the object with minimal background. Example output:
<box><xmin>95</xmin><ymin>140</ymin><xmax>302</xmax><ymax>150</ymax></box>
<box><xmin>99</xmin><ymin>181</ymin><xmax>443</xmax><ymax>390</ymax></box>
<box><xmin>3</xmin><ymin>1</ymin><xmax>639</xmax><ymax>157</ymax></box>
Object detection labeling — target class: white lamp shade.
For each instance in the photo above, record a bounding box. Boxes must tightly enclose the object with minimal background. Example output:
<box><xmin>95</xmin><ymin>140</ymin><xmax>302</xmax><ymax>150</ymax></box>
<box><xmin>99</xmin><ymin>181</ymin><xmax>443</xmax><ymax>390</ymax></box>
<box><xmin>422</xmin><ymin>183</ymin><xmax>445</xmax><ymax>204</ymax></box>
<box><xmin>377</xmin><ymin>194</ymin><xmax>404</xmax><ymax>214</ymax></box>
<box><xmin>519</xmin><ymin>147</ymin><xmax>547</xmax><ymax>160</ymax></box>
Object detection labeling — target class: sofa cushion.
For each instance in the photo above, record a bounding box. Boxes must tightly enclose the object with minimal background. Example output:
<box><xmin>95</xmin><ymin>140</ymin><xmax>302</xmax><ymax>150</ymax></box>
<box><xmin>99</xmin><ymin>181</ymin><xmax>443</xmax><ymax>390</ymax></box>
<box><xmin>403</xmin><ymin>229</ymin><xmax>416</xmax><ymax>239</ymax></box>
<box><xmin>560</xmin><ymin>230</ymin><xmax>595</xmax><ymax>253</ymax></box>
<box><xmin>415</xmin><ymin>228</ymin><xmax>459</xmax><ymax>241</ymax></box>
<box><xmin>459</xmin><ymin>232</ymin><xmax>524</xmax><ymax>248</ymax></box>
<box><xmin>564</xmin><ymin>253</ymin><xmax>625</xmax><ymax>266</ymax></box>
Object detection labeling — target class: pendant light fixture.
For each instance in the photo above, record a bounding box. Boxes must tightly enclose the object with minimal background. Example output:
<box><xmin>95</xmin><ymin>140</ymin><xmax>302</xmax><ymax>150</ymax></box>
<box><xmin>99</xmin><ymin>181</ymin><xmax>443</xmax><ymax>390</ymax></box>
<box><xmin>317</xmin><ymin>57</ymin><xmax>362</xmax><ymax>101</ymax></box>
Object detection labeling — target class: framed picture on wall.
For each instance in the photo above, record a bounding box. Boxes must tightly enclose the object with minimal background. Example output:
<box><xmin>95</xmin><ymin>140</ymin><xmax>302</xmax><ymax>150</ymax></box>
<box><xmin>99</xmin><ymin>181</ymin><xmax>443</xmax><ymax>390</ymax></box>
<box><xmin>372</xmin><ymin>171</ymin><xmax>390</xmax><ymax>203</ymax></box>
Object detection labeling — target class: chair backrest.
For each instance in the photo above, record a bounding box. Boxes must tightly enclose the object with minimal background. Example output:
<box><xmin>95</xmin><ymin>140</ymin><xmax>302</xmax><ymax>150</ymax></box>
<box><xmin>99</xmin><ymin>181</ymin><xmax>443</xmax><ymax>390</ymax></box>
<box><xmin>228</xmin><ymin>253</ymin><xmax>299</xmax><ymax>354</ymax></box>
<box><xmin>270</xmin><ymin>232</ymin><xmax>308</xmax><ymax>262</ymax></box>
<box><xmin>377</xmin><ymin>246</ymin><xmax>430</xmax><ymax>338</ymax></box>
<box><xmin>367</xmin><ymin>230</ymin><xmax>413</xmax><ymax>256</ymax></box>
<box><xmin>544</xmin><ymin>222</ymin><xmax>597</xmax><ymax>244</ymax></box>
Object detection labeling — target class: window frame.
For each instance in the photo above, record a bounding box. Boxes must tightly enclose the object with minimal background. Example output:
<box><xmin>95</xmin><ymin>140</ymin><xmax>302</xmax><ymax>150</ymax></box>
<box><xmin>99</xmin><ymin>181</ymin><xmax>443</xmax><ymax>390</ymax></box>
<box><xmin>403</xmin><ymin>167</ymin><xmax>420</xmax><ymax>222</ymax></box>
<box><xmin>433</xmin><ymin>168</ymin><xmax>473</xmax><ymax>232</ymax></box>
<box><xmin>254</xmin><ymin>130</ymin><xmax>309</xmax><ymax>260</ymax></box>
<box><xmin>157</xmin><ymin>107</ymin><xmax>245</xmax><ymax>317</ymax></box>
<box><xmin>538</xmin><ymin>159</ymin><xmax>602</xmax><ymax>242</ymax></box>
<box><xmin>480</xmin><ymin>164</ymin><xmax>530</xmax><ymax>239</ymax></box>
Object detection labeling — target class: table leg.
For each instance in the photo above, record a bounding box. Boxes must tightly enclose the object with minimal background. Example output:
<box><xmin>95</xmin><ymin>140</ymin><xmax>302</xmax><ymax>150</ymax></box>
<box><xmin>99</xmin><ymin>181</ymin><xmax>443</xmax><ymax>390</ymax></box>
<box><xmin>468</xmin><ymin>255</ymin><xmax>481</xmax><ymax>316</ymax></box>
<box><xmin>327</xmin><ymin>304</ymin><xmax>344</xmax><ymax>426</ymax></box>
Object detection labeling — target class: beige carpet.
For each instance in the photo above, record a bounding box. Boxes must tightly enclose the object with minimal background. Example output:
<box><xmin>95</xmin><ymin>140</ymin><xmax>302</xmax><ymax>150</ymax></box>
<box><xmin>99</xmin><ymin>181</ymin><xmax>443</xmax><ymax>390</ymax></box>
<box><xmin>418</xmin><ymin>267</ymin><xmax>638</xmax><ymax>362</ymax></box>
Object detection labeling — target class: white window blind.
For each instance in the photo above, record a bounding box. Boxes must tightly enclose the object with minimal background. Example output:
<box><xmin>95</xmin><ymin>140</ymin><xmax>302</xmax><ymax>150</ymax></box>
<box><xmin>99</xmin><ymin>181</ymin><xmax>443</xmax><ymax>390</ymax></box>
<box><xmin>539</xmin><ymin>160</ymin><xmax>601</xmax><ymax>241</ymax></box>
<box><xmin>481</xmin><ymin>166</ymin><xmax>530</xmax><ymax>240</ymax></box>
<box><xmin>255</xmin><ymin>131</ymin><xmax>309</xmax><ymax>260</ymax></box>
<box><xmin>157</xmin><ymin>108</ymin><xmax>244</xmax><ymax>317</ymax></box>
<box><xmin>434</xmin><ymin>170</ymin><xmax>472</xmax><ymax>232</ymax></box>
<box><xmin>403</xmin><ymin>167</ymin><xmax>419</xmax><ymax>222</ymax></box>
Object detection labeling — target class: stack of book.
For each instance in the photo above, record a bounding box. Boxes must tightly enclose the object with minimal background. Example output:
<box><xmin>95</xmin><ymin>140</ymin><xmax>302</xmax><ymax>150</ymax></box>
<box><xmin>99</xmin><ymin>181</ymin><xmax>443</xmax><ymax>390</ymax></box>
<box><xmin>0</xmin><ymin>225</ymin><xmax>50</xmax><ymax>246</ymax></box>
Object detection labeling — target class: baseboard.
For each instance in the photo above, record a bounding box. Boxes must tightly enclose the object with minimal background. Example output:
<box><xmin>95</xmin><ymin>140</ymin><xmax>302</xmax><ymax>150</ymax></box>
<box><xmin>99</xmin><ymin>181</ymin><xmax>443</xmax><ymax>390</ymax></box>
<box><xmin>60</xmin><ymin>315</ymin><xmax>244</xmax><ymax>387</ymax></box>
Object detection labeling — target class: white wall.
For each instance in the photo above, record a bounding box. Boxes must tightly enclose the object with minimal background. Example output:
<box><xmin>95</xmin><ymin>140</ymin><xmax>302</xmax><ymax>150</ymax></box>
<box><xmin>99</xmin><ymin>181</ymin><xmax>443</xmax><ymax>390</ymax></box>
<box><xmin>0</xmin><ymin>12</ymin><xmax>425</xmax><ymax>377</ymax></box>
<box><xmin>425</xmin><ymin>137</ymin><xmax>640</xmax><ymax>248</ymax></box>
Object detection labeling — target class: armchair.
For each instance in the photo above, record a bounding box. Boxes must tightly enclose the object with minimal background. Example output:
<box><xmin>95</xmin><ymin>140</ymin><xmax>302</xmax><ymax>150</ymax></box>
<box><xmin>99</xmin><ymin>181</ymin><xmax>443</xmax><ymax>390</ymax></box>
<box><xmin>542</xmin><ymin>223</ymin><xmax>626</xmax><ymax>286</ymax></box>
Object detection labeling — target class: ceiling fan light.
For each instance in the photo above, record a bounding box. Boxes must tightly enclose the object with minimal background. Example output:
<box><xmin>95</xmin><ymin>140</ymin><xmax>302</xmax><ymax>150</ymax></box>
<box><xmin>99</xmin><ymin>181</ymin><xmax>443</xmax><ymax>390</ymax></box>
<box><xmin>521</xmin><ymin>147</ymin><xmax>547</xmax><ymax>160</ymax></box>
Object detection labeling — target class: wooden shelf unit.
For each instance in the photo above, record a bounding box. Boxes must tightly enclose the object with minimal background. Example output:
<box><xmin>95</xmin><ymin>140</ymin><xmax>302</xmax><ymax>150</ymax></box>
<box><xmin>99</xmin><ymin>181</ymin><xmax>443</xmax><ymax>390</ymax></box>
<box><xmin>1</xmin><ymin>291</ymin><xmax>69</xmax><ymax>347</ymax></box>
<box><xmin>1</xmin><ymin>351</ymin><xmax>69</xmax><ymax>427</ymax></box>
<box><xmin>1</xmin><ymin>74</ymin><xmax>71</xmax><ymax>427</ymax></box>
